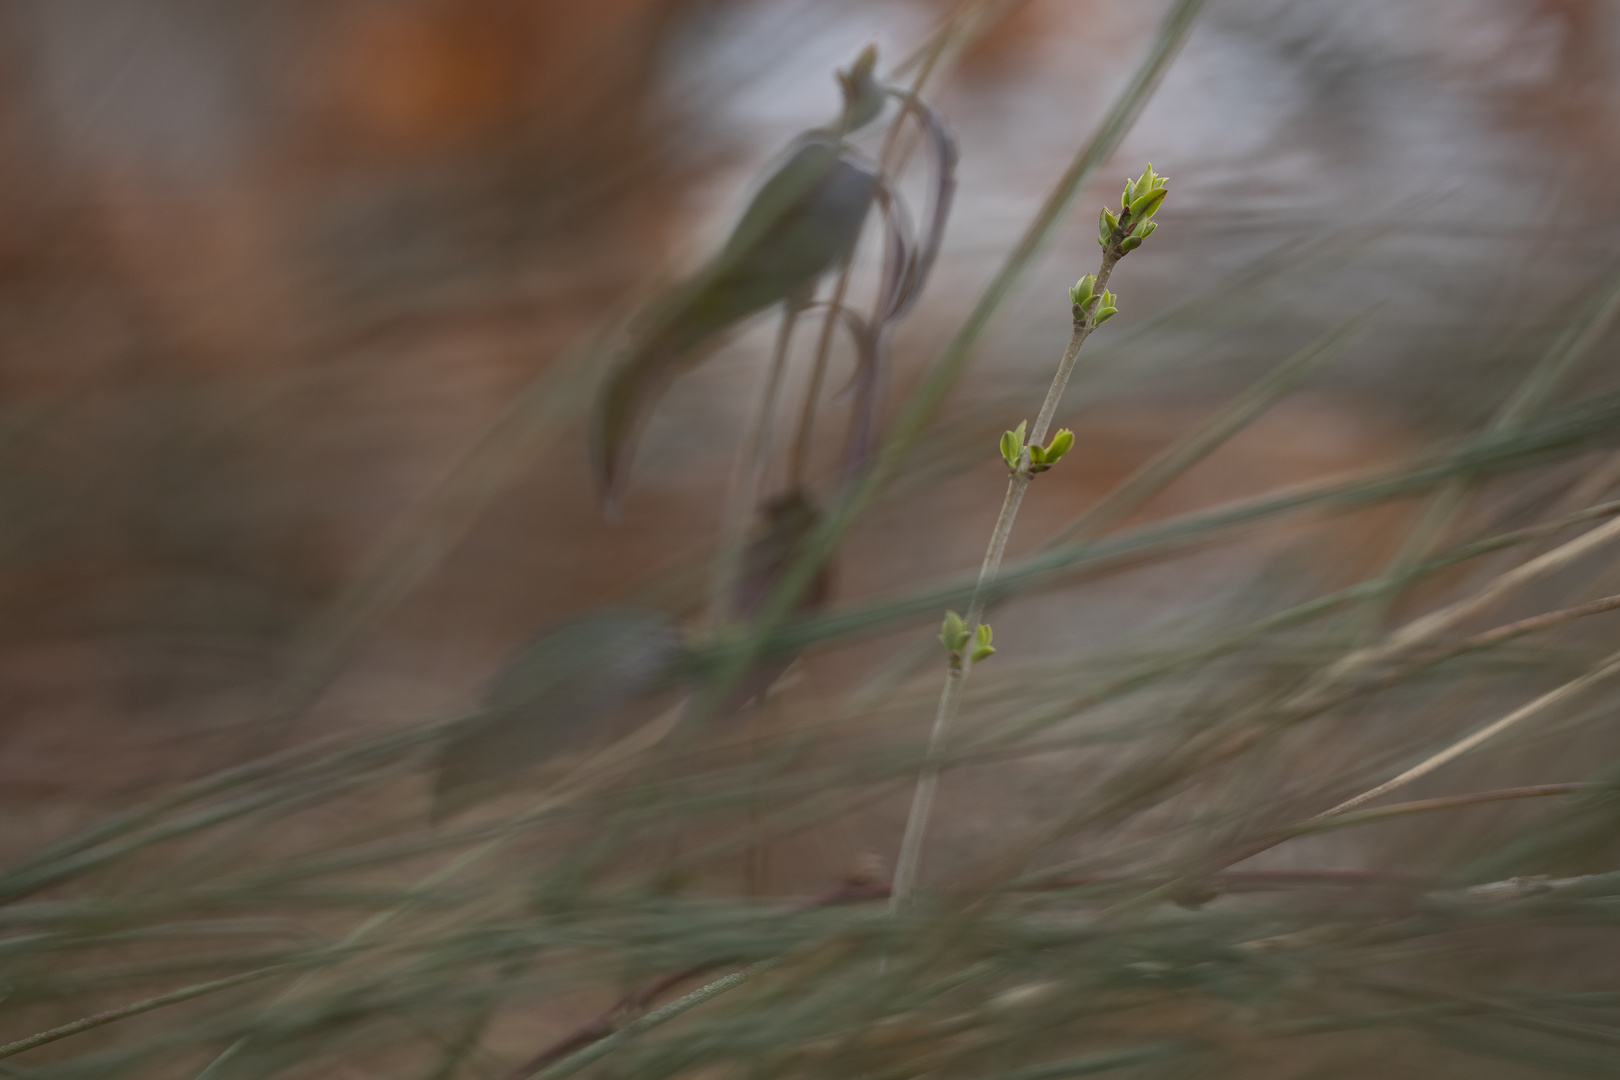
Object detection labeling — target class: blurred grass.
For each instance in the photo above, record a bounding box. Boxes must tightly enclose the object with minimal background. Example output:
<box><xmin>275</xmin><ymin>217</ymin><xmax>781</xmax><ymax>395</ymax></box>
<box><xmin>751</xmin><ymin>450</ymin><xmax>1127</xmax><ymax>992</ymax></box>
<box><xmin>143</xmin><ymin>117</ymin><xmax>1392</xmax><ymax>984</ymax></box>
<box><xmin>6</xmin><ymin>2</ymin><xmax>1620</xmax><ymax>1079</ymax></box>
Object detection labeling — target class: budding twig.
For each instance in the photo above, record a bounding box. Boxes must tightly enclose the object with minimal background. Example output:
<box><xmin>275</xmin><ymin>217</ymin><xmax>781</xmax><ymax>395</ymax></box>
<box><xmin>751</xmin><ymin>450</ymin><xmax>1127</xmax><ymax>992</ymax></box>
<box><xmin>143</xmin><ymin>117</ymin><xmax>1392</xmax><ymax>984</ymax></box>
<box><xmin>889</xmin><ymin>166</ymin><xmax>1169</xmax><ymax>913</ymax></box>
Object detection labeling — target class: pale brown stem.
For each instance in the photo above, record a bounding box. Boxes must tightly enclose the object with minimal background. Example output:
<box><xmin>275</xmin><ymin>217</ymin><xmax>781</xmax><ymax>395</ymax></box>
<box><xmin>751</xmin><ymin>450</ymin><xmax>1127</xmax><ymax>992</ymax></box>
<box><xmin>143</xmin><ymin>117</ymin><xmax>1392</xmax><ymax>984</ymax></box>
<box><xmin>890</xmin><ymin>249</ymin><xmax>1122</xmax><ymax>912</ymax></box>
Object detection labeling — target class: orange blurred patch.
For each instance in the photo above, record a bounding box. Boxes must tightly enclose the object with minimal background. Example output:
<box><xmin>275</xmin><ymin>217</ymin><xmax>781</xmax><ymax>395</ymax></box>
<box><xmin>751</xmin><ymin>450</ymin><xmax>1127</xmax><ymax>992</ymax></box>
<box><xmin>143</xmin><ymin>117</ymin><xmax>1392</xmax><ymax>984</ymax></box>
<box><xmin>320</xmin><ymin>1</ymin><xmax>530</xmax><ymax>154</ymax></box>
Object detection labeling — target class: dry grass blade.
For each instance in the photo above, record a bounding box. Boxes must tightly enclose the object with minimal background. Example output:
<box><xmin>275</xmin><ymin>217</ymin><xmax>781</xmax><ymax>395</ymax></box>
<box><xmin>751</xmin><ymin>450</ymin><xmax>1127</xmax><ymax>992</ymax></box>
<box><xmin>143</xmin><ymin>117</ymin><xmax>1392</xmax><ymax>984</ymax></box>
<box><xmin>1343</xmin><ymin>269</ymin><xmax>1620</xmax><ymax>643</ymax></box>
<box><xmin>1048</xmin><ymin>316</ymin><xmax>1365</xmax><ymax>545</ymax></box>
<box><xmin>1330</xmin><ymin>511</ymin><xmax>1620</xmax><ymax>682</ymax></box>
<box><xmin>1290</xmin><ymin>784</ymin><xmax>1604</xmax><ymax>837</ymax></box>
<box><xmin>1315</xmin><ymin>647</ymin><xmax>1620</xmax><ymax>820</ymax></box>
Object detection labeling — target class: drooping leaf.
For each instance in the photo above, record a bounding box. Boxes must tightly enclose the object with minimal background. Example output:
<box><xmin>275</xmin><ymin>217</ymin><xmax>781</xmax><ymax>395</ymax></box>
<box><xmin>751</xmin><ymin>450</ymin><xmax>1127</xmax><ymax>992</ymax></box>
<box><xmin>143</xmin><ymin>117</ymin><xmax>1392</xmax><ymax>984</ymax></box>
<box><xmin>590</xmin><ymin>135</ymin><xmax>880</xmax><ymax>509</ymax></box>
<box><xmin>433</xmin><ymin>607</ymin><xmax>684</xmax><ymax>818</ymax></box>
<box><xmin>590</xmin><ymin>46</ymin><xmax>898</xmax><ymax>512</ymax></box>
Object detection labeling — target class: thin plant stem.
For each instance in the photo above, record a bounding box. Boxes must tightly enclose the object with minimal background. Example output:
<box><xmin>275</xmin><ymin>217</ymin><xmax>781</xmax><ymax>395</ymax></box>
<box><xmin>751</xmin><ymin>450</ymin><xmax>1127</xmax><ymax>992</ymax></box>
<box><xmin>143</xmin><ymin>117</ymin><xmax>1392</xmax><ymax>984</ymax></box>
<box><xmin>890</xmin><ymin>251</ymin><xmax>1121</xmax><ymax>912</ymax></box>
<box><xmin>1030</xmin><ymin>257</ymin><xmax>1120</xmax><ymax>445</ymax></box>
<box><xmin>708</xmin><ymin>305</ymin><xmax>801</xmax><ymax>628</ymax></box>
<box><xmin>789</xmin><ymin>268</ymin><xmax>852</xmax><ymax>489</ymax></box>
<box><xmin>0</xmin><ymin>965</ymin><xmax>293</xmax><ymax>1062</ymax></box>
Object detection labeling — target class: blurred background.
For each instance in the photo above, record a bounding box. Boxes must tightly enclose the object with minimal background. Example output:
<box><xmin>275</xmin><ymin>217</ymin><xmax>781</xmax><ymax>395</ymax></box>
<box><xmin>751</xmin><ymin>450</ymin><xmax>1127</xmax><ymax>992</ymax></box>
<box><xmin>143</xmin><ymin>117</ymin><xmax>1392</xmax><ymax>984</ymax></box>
<box><xmin>4</xmin><ymin>0</ymin><xmax>1615</xmax><ymax>825</ymax></box>
<box><xmin>5</xmin><ymin>1</ymin><xmax>1620</xmax><ymax>1076</ymax></box>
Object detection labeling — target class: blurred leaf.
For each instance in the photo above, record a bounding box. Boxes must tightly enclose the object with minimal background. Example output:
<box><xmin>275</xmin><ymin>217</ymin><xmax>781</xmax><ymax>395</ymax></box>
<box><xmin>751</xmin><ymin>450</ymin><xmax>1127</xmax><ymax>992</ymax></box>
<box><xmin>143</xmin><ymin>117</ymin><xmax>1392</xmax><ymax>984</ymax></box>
<box><xmin>591</xmin><ymin>133</ymin><xmax>880</xmax><ymax>507</ymax></box>
<box><xmin>433</xmin><ymin>607</ymin><xmax>683</xmax><ymax>818</ymax></box>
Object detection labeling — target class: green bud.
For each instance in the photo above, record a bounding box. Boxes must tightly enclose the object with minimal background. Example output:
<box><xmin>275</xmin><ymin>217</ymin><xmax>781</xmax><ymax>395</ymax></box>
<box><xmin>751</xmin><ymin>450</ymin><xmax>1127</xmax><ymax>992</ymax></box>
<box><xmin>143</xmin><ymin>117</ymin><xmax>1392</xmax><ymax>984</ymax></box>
<box><xmin>1027</xmin><ymin>444</ymin><xmax>1046</xmax><ymax>464</ymax></box>
<box><xmin>1069</xmin><ymin>273</ymin><xmax>1096</xmax><ymax>308</ymax></box>
<box><xmin>1000</xmin><ymin>420</ymin><xmax>1027</xmax><ymax>470</ymax></box>
<box><xmin>1093</xmin><ymin>291</ymin><xmax>1118</xmax><ymax>324</ymax></box>
<box><xmin>970</xmin><ymin>622</ymin><xmax>995</xmax><ymax>664</ymax></box>
<box><xmin>939</xmin><ymin>610</ymin><xmax>968</xmax><ymax>653</ymax></box>
<box><xmin>1045</xmin><ymin>428</ymin><xmax>1075</xmax><ymax>461</ymax></box>
<box><xmin>1120</xmin><ymin>235</ymin><xmax>1142</xmax><ymax>252</ymax></box>
<box><xmin>1128</xmin><ymin>186</ymin><xmax>1168</xmax><ymax>221</ymax></box>
<box><xmin>1122</xmin><ymin>178</ymin><xmax>1137</xmax><ymax>206</ymax></box>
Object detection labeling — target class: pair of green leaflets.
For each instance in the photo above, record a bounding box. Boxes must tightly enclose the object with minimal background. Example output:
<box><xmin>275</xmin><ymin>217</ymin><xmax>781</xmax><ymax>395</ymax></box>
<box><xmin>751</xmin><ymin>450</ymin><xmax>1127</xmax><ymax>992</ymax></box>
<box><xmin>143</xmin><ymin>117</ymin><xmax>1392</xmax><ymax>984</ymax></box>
<box><xmin>999</xmin><ymin>420</ymin><xmax>1074</xmax><ymax>474</ymax></box>
<box><xmin>939</xmin><ymin>609</ymin><xmax>994</xmax><ymax>665</ymax></box>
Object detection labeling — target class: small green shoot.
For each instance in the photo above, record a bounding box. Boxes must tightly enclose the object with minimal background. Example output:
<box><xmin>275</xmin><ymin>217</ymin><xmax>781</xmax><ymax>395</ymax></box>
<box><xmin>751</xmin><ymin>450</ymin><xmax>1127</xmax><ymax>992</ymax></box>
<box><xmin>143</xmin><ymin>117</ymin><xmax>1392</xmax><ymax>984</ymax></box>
<box><xmin>1000</xmin><ymin>420</ymin><xmax>1028</xmax><ymax>470</ymax></box>
<box><xmin>1099</xmin><ymin>162</ymin><xmax>1167</xmax><ymax>255</ymax></box>
<box><xmin>1070</xmin><ymin>273</ymin><xmax>1120</xmax><ymax>327</ymax></box>
<box><xmin>970</xmin><ymin>622</ymin><xmax>995</xmax><ymax>663</ymax></box>
<box><xmin>1027</xmin><ymin>428</ymin><xmax>1075</xmax><ymax>473</ymax></box>
<box><xmin>1004</xmin><ymin>423</ymin><xmax>1075</xmax><ymax>473</ymax></box>
<box><xmin>939</xmin><ymin>610</ymin><xmax>994</xmax><ymax>666</ymax></box>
